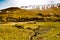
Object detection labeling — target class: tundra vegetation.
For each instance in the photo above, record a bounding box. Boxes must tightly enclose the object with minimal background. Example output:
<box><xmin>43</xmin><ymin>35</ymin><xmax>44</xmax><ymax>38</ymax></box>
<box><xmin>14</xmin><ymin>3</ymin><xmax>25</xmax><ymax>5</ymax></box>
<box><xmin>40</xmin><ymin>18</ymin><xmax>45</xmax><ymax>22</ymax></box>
<box><xmin>0</xmin><ymin>7</ymin><xmax>60</xmax><ymax>40</ymax></box>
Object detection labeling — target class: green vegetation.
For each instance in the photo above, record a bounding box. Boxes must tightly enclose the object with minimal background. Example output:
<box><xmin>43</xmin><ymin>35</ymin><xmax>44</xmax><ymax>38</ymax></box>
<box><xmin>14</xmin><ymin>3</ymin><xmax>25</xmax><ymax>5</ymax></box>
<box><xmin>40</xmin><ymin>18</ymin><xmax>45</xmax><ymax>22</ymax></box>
<box><xmin>0</xmin><ymin>22</ymin><xmax>60</xmax><ymax>40</ymax></box>
<box><xmin>0</xmin><ymin>7</ymin><xmax>60</xmax><ymax>40</ymax></box>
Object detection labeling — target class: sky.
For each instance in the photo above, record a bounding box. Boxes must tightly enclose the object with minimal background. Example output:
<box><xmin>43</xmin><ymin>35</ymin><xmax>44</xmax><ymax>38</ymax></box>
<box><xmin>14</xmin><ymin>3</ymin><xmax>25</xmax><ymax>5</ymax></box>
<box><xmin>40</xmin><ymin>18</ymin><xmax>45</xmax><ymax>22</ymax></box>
<box><xmin>0</xmin><ymin>0</ymin><xmax>60</xmax><ymax>10</ymax></box>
